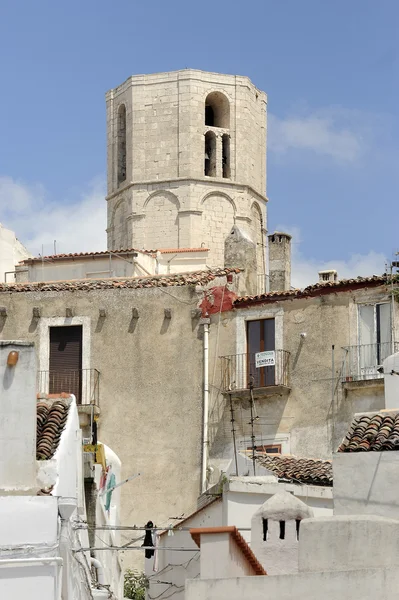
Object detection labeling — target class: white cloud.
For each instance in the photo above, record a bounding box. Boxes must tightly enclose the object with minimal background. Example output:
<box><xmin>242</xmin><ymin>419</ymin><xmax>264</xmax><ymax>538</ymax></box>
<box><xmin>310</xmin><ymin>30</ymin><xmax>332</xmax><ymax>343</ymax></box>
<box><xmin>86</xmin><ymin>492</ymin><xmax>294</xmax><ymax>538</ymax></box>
<box><xmin>268</xmin><ymin>109</ymin><xmax>364</xmax><ymax>163</ymax></box>
<box><xmin>0</xmin><ymin>176</ymin><xmax>107</xmax><ymax>256</ymax></box>
<box><xmin>274</xmin><ymin>225</ymin><xmax>387</xmax><ymax>289</ymax></box>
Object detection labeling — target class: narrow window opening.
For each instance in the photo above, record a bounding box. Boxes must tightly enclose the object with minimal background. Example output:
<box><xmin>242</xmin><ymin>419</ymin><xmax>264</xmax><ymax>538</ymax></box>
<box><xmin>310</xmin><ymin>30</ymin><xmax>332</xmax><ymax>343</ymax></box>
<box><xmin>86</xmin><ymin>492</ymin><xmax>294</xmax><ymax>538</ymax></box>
<box><xmin>117</xmin><ymin>104</ymin><xmax>127</xmax><ymax>185</ymax></box>
<box><xmin>205</xmin><ymin>105</ymin><xmax>214</xmax><ymax>127</ymax></box>
<box><xmin>262</xmin><ymin>519</ymin><xmax>268</xmax><ymax>541</ymax></box>
<box><xmin>279</xmin><ymin>521</ymin><xmax>285</xmax><ymax>540</ymax></box>
<box><xmin>222</xmin><ymin>134</ymin><xmax>231</xmax><ymax>178</ymax></box>
<box><xmin>296</xmin><ymin>519</ymin><xmax>301</xmax><ymax>540</ymax></box>
<box><xmin>204</xmin><ymin>92</ymin><xmax>230</xmax><ymax>128</ymax></box>
<box><xmin>204</xmin><ymin>131</ymin><xmax>216</xmax><ymax>177</ymax></box>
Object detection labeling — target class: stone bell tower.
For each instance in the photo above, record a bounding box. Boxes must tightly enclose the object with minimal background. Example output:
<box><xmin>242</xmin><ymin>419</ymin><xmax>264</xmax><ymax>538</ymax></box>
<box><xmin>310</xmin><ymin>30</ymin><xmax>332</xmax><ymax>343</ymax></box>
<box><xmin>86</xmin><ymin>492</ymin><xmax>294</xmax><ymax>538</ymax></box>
<box><xmin>105</xmin><ymin>69</ymin><xmax>267</xmax><ymax>271</ymax></box>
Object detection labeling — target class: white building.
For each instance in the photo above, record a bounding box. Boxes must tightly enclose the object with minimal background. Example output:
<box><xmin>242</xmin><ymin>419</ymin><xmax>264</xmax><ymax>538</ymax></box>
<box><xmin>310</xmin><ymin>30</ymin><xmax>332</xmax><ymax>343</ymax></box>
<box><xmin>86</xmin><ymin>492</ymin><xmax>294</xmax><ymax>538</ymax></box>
<box><xmin>148</xmin><ymin>454</ymin><xmax>333</xmax><ymax>600</ymax></box>
<box><xmin>0</xmin><ymin>340</ymin><xmax>123</xmax><ymax>599</ymax></box>
<box><xmin>184</xmin><ymin>350</ymin><xmax>399</xmax><ymax>600</ymax></box>
<box><xmin>0</xmin><ymin>222</ymin><xmax>31</xmax><ymax>282</ymax></box>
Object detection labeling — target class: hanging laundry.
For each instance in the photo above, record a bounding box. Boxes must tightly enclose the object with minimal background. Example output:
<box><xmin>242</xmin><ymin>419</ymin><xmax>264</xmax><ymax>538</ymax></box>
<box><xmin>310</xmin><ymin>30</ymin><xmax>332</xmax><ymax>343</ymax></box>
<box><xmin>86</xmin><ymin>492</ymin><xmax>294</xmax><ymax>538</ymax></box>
<box><xmin>142</xmin><ymin>521</ymin><xmax>155</xmax><ymax>559</ymax></box>
<box><xmin>104</xmin><ymin>470</ymin><xmax>116</xmax><ymax>512</ymax></box>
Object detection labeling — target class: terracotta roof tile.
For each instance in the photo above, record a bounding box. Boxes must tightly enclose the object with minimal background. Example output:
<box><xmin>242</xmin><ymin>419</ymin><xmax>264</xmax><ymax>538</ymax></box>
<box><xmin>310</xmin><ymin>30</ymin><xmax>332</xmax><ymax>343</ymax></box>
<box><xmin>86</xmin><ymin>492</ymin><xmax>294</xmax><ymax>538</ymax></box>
<box><xmin>255</xmin><ymin>454</ymin><xmax>333</xmax><ymax>487</ymax></box>
<box><xmin>20</xmin><ymin>248</ymin><xmax>153</xmax><ymax>264</ymax></box>
<box><xmin>190</xmin><ymin>526</ymin><xmax>267</xmax><ymax>576</ymax></box>
<box><xmin>36</xmin><ymin>398</ymin><xmax>70</xmax><ymax>460</ymax></box>
<box><xmin>338</xmin><ymin>410</ymin><xmax>399</xmax><ymax>452</ymax></box>
<box><xmin>157</xmin><ymin>248</ymin><xmax>208</xmax><ymax>254</ymax></box>
<box><xmin>21</xmin><ymin>247</ymin><xmax>209</xmax><ymax>264</ymax></box>
<box><xmin>0</xmin><ymin>268</ymin><xmax>240</xmax><ymax>293</ymax></box>
<box><xmin>234</xmin><ymin>274</ymin><xmax>396</xmax><ymax>307</ymax></box>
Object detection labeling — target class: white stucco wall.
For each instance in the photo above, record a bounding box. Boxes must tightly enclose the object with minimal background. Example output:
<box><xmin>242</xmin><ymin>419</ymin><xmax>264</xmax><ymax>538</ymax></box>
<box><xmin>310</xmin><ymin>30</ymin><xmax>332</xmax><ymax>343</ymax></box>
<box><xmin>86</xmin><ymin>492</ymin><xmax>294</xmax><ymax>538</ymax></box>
<box><xmin>0</xmin><ymin>341</ymin><xmax>37</xmax><ymax>491</ymax></box>
<box><xmin>16</xmin><ymin>250</ymin><xmax>208</xmax><ymax>283</ymax></box>
<box><xmin>0</xmin><ymin>223</ymin><xmax>31</xmax><ymax>283</ymax></box>
<box><xmin>186</xmin><ymin>566</ymin><xmax>399</xmax><ymax>600</ymax></box>
<box><xmin>199</xmin><ymin>532</ymin><xmax>255</xmax><ymax>579</ymax></box>
<box><xmin>383</xmin><ymin>351</ymin><xmax>399</xmax><ymax>409</ymax></box>
<box><xmin>333</xmin><ymin>451</ymin><xmax>399</xmax><ymax>519</ymax></box>
<box><xmin>299</xmin><ymin>515</ymin><xmax>399</xmax><ymax>573</ymax></box>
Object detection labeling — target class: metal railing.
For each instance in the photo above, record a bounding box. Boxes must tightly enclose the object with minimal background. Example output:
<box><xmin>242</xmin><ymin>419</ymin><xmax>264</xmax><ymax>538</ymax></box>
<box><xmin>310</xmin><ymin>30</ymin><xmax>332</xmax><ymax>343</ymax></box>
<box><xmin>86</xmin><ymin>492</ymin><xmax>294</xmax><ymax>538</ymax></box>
<box><xmin>37</xmin><ymin>369</ymin><xmax>100</xmax><ymax>406</ymax></box>
<box><xmin>341</xmin><ymin>342</ymin><xmax>399</xmax><ymax>382</ymax></box>
<box><xmin>220</xmin><ymin>350</ymin><xmax>290</xmax><ymax>392</ymax></box>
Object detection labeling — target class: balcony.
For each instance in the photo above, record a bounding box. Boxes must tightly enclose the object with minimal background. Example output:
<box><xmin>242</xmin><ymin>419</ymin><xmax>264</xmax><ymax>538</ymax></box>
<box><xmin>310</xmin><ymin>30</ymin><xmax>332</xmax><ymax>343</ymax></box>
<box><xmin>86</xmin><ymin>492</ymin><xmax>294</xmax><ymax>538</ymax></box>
<box><xmin>220</xmin><ymin>350</ymin><xmax>290</xmax><ymax>399</ymax></box>
<box><xmin>341</xmin><ymin>342</ymin><xmax>399</xmax><ymax>385</ymax></box>
<box><xmin>37</xmin><ymin>369</ymin><xmax>100</xmax><ymax>407</ymax></box>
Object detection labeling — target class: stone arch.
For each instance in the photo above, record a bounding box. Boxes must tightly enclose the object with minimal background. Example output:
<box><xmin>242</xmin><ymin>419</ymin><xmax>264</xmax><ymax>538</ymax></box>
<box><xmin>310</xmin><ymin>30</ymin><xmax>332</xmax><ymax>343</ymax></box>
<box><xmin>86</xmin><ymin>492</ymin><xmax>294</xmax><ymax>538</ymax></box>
<box><xmin>201</xmin><ymin>192</ymin><xmax>236</xmax><ymax>267</ymax></box>
<box><xmin>205</xmin><ymin>92</ymin><xmax>230</xmax><ymax>128</ymax></box>
<box><xmin>201</xmin><ymin>191</ymin><xmax>237</xmax><ymax>214</ymax></box>
<box><xmin>251</xmin><ymin>201</ymin><xmax>266</xmax><ymax>276</ymax></box>
<box><xmin>143</xmin><ymin>190</ymin><xmax>180</xmax><ymax>249</ymax></box>
<box><xmin>111</xmin><ymin>198</ymin><xmax>128</xmax><ymax>249</ymax></box>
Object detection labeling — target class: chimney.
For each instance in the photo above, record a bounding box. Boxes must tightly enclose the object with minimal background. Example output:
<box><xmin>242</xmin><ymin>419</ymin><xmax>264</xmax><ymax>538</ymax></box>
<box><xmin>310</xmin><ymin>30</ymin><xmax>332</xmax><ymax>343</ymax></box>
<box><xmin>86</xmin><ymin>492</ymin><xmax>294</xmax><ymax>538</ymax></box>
<box><xmin>0</xmin><ymin>341</ymin><xmax>37</xmax><ymax>493</ymax></box>
<box><xmin>268</xmin><ymin>232</ymin><xmax>291</xmax><ymax>292</ymax></box>
<box><xmin>318</xmin><ymin>269</ymin><xmax>338</xmax><ymax>284</ymax></box>
<box><xmin>225</xmin><ymin>225</ymin><xmax>257</xmax><ymax>295</ymax></box>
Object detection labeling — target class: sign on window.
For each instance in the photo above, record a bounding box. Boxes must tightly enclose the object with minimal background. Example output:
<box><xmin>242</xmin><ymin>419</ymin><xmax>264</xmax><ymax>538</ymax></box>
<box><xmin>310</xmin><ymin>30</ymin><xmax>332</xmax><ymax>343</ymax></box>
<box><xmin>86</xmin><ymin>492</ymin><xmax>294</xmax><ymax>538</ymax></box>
<box><xmin>255</xmin><ymin>350</ymin><xmax>275</xmax><ymax>368</ymax></box>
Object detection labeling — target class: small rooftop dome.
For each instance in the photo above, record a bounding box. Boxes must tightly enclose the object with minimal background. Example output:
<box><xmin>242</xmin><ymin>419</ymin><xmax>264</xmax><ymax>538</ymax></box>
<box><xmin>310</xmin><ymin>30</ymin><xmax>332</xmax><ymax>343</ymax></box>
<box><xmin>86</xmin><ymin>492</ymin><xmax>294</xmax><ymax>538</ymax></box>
<box><xmin>255</xmin><ymin>491</ymin><xmax>314</xmax><ymax>521</ymax></box>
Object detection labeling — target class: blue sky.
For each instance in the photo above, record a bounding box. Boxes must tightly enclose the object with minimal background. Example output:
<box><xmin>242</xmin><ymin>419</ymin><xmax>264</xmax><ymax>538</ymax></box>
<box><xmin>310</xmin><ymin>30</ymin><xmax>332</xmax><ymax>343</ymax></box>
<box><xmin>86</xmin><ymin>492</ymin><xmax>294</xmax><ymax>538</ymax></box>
<box><xmin>0</xmin><ymin>0</ymin><xmax>398</xmax><ymax>285</ymax></box>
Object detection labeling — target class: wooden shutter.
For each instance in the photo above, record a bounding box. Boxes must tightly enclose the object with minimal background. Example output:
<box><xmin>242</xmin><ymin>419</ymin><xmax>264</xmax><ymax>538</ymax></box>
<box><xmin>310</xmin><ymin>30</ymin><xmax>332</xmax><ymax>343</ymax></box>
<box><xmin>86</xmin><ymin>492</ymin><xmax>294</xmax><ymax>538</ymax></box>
<box><xmin>49</xmin><ymin>326</ymin><xmax>83</xmax><ymax>403</ymax></box>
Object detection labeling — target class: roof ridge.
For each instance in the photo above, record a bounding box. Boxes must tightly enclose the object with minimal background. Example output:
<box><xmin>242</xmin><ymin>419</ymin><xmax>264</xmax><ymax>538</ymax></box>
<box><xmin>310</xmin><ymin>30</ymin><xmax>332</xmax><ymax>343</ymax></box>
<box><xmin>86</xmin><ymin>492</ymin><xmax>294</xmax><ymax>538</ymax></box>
<box><xmin>235</xmin><ymin>274</ymin><xmax>394</xmax><ymax>306</ymax></box>
<box><xmin>0</xmin><ymin>267</ymin><xmax>241</xmax><ymax>293</ymax></box>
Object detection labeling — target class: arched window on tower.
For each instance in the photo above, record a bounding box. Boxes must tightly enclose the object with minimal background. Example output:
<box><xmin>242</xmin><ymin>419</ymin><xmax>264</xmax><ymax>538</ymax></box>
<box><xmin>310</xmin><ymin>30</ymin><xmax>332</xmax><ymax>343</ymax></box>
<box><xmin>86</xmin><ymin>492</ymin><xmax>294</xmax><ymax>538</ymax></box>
<box><xmin>204</xmin><ymin>131</ymin><xmax>216</xmax><ymax>177</ymax></box>
<box><xmin>205</xmin><ymin>92</ymin><xmax>230</xmax><ymax>128</ymax></box>
<box><xmin>222</xmin><ymin>134</ymin><xmax>231</xmax><ymax>178</ymax></box>
<box><xmin>117</xmin><ymin>104</ymin><xmax>127</xmax><ymax>186</ymax></box>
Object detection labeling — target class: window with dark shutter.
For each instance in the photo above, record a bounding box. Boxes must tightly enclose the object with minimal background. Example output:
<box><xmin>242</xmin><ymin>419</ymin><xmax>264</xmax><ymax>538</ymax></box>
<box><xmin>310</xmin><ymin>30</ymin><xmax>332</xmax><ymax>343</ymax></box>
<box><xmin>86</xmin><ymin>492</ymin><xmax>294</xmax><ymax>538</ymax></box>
<box><xmin>49</xmin><ymin>326</ymin><xmax>83</xmax><ymax>403</ymax></box>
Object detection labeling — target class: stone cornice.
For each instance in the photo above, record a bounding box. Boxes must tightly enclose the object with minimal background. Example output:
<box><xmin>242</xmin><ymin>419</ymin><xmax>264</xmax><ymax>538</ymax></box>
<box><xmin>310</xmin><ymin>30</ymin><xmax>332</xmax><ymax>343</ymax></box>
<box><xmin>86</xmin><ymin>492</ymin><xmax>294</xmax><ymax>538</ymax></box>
<box><xmin>106</xmin><ymin>178</ymin><xmax>268</xmax><ymax>205</ymax></box>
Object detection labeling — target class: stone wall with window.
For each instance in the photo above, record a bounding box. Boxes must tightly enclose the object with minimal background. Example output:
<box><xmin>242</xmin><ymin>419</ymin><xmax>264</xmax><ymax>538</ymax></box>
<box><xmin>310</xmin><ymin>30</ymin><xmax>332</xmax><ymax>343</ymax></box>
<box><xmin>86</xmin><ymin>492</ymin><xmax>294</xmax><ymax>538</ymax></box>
<box><xmin>207</xmin><ymin>277</ymin><xmax>399</xmax><ymax>464</ymax></box>
<box><xmin>105</xmin><ymin>69</ymin><xmax>267</xmax><ymax>274</ymax></box>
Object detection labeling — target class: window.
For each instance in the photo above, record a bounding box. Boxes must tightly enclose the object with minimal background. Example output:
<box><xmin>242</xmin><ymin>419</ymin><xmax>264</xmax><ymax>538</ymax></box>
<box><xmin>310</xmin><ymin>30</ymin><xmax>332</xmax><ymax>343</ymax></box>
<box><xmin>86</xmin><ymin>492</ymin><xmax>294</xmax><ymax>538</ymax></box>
<box><xmin>222</xmin><ymin>134</ymin><xmax>230</xmax><ymax>178</ymax></box>
<box><xmin>117</xmin><ymin>104</ymin><xmax>127</xmax><ymax>185</ymax></box>
<box><xmin>358</xmin><ymin>303</ymin><xmax>392</xmax><ymax>377</ymax></box>
<box><xmin>247</xmin><ymin>319</ymin><xmax>275</xmax><ymax>387</ymax></box>
<box><xmin>205</xmin><ymin>92</ymin><xmax>230</xmax><ymax>128</ymax></box>
<box><xmin>204</xmin><ymin>131</ymin><xmax>216</xmax><ymax>176</ymax></box>
<box><xmin>248</xmin><ymin>444</ymin><xmax>282</xmax><ymax>454</ymax></box>
<box><xmin>49</xmin><ymin>326</ymin><xmax>83</xmax><ymax>403</ymax></box>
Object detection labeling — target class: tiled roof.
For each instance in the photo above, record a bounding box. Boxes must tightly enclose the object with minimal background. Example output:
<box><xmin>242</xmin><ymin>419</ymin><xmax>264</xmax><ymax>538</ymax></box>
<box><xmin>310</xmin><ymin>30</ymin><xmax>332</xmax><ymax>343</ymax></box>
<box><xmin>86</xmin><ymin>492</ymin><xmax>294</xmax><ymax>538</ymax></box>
<box><xmin>190</xmin><ymin>526</ymin><xmax>267</xmax><ymax>576</ymax></box>
<box><xmin>36</xmin><ymin>398</ymin><xmax>70</xmax><ymax>460</ymax></box>
<box><xmin>157</xmin><ymin>248</ymin><xmax>208</xmax><ymax>254</ymax></box>
<box><xmin>234</xmin><ymin>274</ymin><xmax>394</xmax><ymax>307</ymax></box>
<box><xmin>338</xmin><ymin>411</ymin><xmax>399</xmax><ymax>452</ymax></box>
<box><xmin>0</xmin><ymin>268</ymin><xmax>240</xmax><ymax>293</ymax></box>
<box><xmin>20</xmin><ymin>248</ymin><xmax>153</xmax><ymax>263</ymax></box>
<box><xmin>255</xmin><ymin>454</ymin><xmax>333</xmax><ymax>487</ymax></box>
<box><xmin>21</xmin><ymin>247</ymin><xmax>209</xmax><ymax>264</ymax></box>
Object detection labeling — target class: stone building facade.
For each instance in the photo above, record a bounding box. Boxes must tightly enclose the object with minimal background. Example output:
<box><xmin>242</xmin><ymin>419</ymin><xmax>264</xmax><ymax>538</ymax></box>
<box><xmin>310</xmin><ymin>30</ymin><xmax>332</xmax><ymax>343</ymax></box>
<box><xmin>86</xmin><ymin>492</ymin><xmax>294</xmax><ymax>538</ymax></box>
<box><xmin>206</xmin><ymin>273</ymin><xmax>399</xmax><ymax>469</ymax></box>
<box><xmin>106</xmin><ymin>70</ymin><xmax>267</xmax><ymax>273</ymax></box>
<box><xmin>0</xmin><ymin>268</ymin><xmax>241</xmax><ymax>568</ymax></box>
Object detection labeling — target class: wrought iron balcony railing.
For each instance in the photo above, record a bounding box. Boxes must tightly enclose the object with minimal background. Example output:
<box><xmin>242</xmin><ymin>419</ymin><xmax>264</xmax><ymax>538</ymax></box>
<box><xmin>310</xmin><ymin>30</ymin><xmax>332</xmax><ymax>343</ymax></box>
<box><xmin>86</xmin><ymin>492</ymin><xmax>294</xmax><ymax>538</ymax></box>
<box><xmin>342</xmin><ymin>342</ymin><xmax>399</xmax><ymax>382</ymax></box>
<box><xmin>220</xmin><ymin>350</ymin><xmax>290</xmax><ymax>393</ymax></box>
<box><xmin>37</xmin><ymin>369</ymin><xmax>100</xmax><ymax>406</ymax></box>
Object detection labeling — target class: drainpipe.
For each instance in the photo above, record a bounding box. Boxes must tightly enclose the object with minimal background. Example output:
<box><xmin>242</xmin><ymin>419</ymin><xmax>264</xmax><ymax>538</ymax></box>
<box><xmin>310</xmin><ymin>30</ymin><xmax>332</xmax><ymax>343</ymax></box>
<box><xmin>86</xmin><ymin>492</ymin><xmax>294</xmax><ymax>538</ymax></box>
<box><xmin>166</xmin><ymin>253</ymin><xmax>178</xmax><ymax>274</ymax></box>
<box><xmin>90</xmin><ymin>556</ymin><xmax>106</xmax><ymax>586</ymax></box>
<box><xmin>58</xmin><ymin>498</ymin><xmax>78</xmax><ymax>600</ymax></box>
<box><xmin>201</xmin><ymin>320</ymin><xmax>210</xmax><ymax>493</ymax></box>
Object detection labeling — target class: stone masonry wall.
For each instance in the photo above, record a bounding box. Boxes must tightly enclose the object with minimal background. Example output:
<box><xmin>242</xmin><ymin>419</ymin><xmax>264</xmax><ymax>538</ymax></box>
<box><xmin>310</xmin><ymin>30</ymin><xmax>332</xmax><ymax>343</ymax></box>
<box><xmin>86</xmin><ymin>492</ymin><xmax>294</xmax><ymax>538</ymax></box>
<box><xmin>106</xmin><ymin>70</ymin><xmax>267</xmax><ymax>267</ymax></box>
